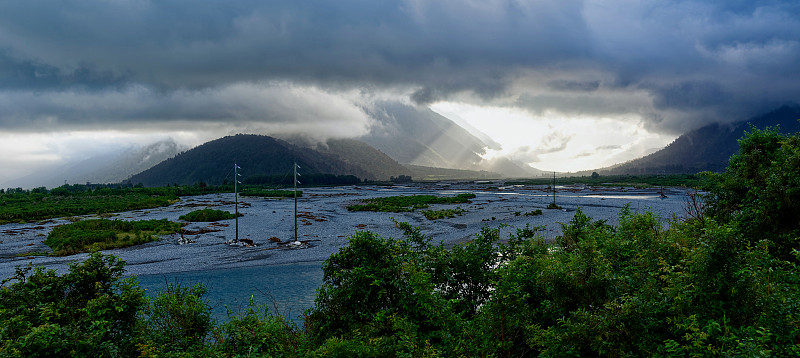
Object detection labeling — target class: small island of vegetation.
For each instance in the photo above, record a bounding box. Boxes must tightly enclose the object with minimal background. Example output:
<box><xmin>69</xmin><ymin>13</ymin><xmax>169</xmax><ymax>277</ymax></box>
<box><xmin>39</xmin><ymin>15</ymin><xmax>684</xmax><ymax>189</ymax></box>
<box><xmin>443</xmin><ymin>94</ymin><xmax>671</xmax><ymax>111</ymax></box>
<box><xmin>43</xmin><ymin>218</ymin><xmax>182</xmax><ymax>256</ymax></box>
<box><xmin>179</xmin><ymin>208</ymin><xmax>240</xmax><ymax>222</ymax></box>
<box><xmin>347</xmin><ymin>193</ymin><xmax>476</xmax><ymax>212</ymax></box>
<box><xmin>421</xmin><ymin>207</ymin><xmax>466</xmax><ymax>220</ymax></box>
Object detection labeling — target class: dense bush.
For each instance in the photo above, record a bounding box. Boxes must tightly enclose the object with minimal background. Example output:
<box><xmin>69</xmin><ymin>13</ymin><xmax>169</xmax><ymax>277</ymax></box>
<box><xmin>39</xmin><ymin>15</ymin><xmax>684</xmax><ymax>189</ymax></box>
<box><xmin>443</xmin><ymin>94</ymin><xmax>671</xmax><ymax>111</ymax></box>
<box><xmin>0</xmin><ymin>253</ymin><xmax>145</xmax><ymax>357</ymax></box>
<box><xmin>137</xmin><ymin>283</ymin><xmax>214</xmax><ymax>355</ymax></box>
<box><xmin>211</xmin><ymin>301</ymin><xmax>301</xmax><ymax>357</ymax></box>
<box><xmin>702</xmin><ymin>126</ymin><xmax>800</xmax><ymax>260</ymax></box>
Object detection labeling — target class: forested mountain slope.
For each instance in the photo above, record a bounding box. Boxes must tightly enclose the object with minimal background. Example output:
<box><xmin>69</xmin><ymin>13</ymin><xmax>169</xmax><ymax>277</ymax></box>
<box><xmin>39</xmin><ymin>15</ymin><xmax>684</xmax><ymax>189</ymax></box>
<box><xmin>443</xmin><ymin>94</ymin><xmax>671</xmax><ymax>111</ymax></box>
<box><xmin>599</xmin><ymin>105</ymin><xmax>800</xmax><ymax>174</ymax></box>
<box><xmin>127</xmin><ymin>134</ymin><xmax>406</xmax><ymax>186</ymax></box>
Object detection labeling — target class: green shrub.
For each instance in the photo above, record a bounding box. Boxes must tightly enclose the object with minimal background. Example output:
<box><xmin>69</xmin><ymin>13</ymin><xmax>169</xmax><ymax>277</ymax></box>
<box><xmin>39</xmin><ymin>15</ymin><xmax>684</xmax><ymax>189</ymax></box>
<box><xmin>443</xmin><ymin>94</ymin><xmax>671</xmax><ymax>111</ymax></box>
<box><xmin>211</xmin><ymin>300</ymin><xmax>300</xmax><ymax>357</ymax></box>
<box><xmin>179</xmin><ymin>208</ymin><xmax>240</xmax><ymax>222</ymax></box>
<box><xmin>138</xmin><ymin>283</ymin><xmax>213</xmax><ymax>355</ymax></box>
<box><xmin>0</xmin><ymin>253</ymin><xmax>146</xmax><ymax>357</ymax></box>
<box><xmin>703</xmin><ymin>126</ymin><xmax>800</xmax><ymax>260</ymax></box>
<box><xmin>421</xmin><ymin>207</ymin><xmax>466</xmax><ymax>220</ymax></box>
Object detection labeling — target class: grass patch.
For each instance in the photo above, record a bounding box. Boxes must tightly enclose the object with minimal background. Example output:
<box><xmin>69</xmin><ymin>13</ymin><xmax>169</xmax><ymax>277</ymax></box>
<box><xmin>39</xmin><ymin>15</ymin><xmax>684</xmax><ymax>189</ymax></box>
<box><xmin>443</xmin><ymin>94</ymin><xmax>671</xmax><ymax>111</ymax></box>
<box><xmin>0</xmin><ymin>191</ymin><xmax>178</xmax><ymax>224</ymax></box>
<box><xmin>179</xmin><ymin>208</ymin><xmax>241</xmax><ymax>222</ymax></box>
<box><xmin>44</xmin><ymin>219</ymin><xmax>182</xmax><ymax>256</ymax></box>
<box><xmin>347</xmin><ymin>193</ymin><xmax>476</xmax><ymax>212</ymax></box>
<box><xmin>15</xmin><ymin>251</ymin><xmax>50</xmax><ymax>257</ymax></box>
<box><xmin>422</xmin><ymin>207</ymin><xmax>466</xmax><ymax>220</ymax></box>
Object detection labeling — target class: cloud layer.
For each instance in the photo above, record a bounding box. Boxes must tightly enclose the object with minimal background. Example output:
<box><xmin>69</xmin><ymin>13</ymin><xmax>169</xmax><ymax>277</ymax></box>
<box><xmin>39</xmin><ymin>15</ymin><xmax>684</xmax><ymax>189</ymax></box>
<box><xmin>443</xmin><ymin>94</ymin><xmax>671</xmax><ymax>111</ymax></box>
<box><xmin>0</xmin><ymin>1</ymin><xmax>798</xmax><ymax>135</ymax></box>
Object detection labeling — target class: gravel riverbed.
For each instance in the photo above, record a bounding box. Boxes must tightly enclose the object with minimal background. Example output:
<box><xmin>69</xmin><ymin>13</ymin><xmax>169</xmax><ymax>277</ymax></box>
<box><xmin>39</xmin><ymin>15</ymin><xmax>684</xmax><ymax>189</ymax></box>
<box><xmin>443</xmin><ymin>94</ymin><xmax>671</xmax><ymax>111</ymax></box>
<box><xmin>0</xmin><ymin>183</ymin><xmax>694</xmax><ymax>280</ymax></box>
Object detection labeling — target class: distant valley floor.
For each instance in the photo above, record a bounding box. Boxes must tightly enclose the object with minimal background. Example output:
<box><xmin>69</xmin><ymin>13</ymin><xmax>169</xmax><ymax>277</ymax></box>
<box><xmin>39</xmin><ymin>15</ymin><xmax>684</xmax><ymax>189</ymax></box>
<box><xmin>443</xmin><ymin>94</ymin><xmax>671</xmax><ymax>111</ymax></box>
<box><xmin>0</xmin><ymin>183</ymin><xmax>692</xmax><ymax>279</ymax></box>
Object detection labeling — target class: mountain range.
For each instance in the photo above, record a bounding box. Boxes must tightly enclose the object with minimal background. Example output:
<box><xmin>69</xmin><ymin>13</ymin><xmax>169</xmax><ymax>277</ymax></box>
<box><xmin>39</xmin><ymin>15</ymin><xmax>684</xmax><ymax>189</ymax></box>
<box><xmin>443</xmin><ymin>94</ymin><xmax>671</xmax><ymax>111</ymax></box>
<box><xmin>5</xmin><ymin>103</ymin><xmax>799</xmax><ymax>189</ymax></box>
<box><xmin>595</xmin><ymin>105</ymin><xmax>800</xmax><ymax>175</ymax></box>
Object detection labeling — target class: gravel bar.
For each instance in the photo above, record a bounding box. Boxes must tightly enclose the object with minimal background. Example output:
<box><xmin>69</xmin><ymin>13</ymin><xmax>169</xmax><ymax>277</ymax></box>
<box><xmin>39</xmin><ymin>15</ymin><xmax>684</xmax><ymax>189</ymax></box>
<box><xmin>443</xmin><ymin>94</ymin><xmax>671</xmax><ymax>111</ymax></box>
<box><xmin>0</xmin><ymin>183</ymin><xmax>694</xmax><ymax>279</ymax></box>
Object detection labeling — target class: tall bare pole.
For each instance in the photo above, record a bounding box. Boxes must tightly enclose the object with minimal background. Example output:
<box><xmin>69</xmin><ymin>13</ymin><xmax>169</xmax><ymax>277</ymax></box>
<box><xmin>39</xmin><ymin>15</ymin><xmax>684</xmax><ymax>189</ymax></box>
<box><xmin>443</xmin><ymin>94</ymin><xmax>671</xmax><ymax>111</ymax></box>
<box><xmin>294</xmin><ymin>162</ymin><xmax>299</xmax><ymax>243</ymax></box>
<box><xmin>552</xmin><ymin>171</ymin><xmax>556</xmax><ymax>206</ymax></box>
<box><xmin>235</xmin><ymin>163</ymin><xmax>240</xmax><ymax>242</ymax></box>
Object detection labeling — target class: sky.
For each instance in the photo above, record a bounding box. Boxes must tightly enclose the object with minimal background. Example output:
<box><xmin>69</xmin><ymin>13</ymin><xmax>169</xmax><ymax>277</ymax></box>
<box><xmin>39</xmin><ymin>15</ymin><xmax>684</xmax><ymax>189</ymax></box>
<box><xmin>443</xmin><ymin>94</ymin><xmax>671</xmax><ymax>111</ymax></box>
<box><xmin>1</xmin><ymin>0</ymin><xmax>799</xmax><ymax>184</ymax></box>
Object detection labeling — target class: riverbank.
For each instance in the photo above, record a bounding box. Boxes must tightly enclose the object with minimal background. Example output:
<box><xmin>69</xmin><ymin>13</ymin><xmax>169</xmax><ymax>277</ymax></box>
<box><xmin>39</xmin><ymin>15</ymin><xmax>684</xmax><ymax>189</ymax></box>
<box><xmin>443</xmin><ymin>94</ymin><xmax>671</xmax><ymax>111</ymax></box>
<box><xmin>0</xmin><ymin>183</ymin><xmax>692</xmax><ymax>279</ymax></box>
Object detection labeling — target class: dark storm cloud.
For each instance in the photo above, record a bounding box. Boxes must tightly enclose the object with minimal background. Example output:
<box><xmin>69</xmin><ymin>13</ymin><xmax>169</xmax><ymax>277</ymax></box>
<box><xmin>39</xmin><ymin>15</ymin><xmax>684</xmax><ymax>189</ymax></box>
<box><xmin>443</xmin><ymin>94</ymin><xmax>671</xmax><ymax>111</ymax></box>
<box><xmin>0</xmin><ymin>51</ymin><xmax>130</xmax><ymax>91</ymax></box>
<box><xmin>548</xmin><ymin>80</ymin><xmax>601</xmax><ymax>92</ymax></box>
<box><xmin>0</xmin><ymin>0</ymin><xmax>798</xmax><ymax>132</ymax></box>
<box><xmin>0</xmin><ymin>0</ymin><xmax>588</xmax><ymax>90</ymax></box>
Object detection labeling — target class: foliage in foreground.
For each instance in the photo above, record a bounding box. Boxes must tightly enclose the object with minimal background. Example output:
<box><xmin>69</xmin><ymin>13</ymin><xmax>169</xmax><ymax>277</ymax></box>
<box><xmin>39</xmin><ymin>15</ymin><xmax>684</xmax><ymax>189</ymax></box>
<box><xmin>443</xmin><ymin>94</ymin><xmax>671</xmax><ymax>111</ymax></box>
<box><xmin>179</xmin><ymin>208</ymin><xmax>240</xmax><ymax>222</ymax></box>
<box><xmin>347</xmin><ymin>193</ymin><xmax>476</xmax><ymax>212</ymax></box>
<box><xmin>44</xmin><ymin>219</ymin><xmax>182</xmax><ymax>256</ymax></box>
<box><xmin>0</xmin><ymin>253</ymin><xmax>300</xmax><ymax>358</ymax></box>
<box><xmin>0</xmin><ymin>253</ymin><xmax>145</xmax><ymax>357</ymax></box>
<box><xmin>1</xmin><ymin>126</ymin><xmax>799</xmax><ymax>356</ymax></box>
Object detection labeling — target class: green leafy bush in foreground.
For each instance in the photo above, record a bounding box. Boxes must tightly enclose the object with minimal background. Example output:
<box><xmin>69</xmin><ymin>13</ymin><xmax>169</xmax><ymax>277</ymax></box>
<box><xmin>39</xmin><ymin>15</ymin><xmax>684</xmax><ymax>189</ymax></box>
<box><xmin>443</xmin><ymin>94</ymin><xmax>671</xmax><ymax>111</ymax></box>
<box><xmin>179</xmin><ymin>208</ymin><xmax>240</xmax><ymax>222</ymax></box>
<box><xmin>44</xmin><ymin>219</ymin><xmax>182</xmax><ymax>256</ymax></box>
<box><xmin>0</xmin><ymin>253</ymin><xmax>145</xmax><ymax>357</ymax></box>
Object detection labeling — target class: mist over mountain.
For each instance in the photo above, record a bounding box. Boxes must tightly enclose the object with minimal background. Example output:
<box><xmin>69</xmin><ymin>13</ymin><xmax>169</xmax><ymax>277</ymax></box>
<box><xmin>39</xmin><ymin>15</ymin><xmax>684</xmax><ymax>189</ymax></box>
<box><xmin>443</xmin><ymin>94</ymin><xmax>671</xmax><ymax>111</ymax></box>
<box><xmin>482</xmin><ymin>157</ymin><xmax>545</xmax><ymax>178</ymax></box>
<box><xmin>360</xmin><ymin>102</ymin><xmax>488</xmax><ymax>169</ymax></box>
<box><xmin>312</xmin><ymin>138</ymin><xmax>411</xmax><ymax>181</ymax></box>
<box><xmin>595</xmin><ymin>105</ymin><xmax>800</xmax><ymax>175</ymax></box>
<box><xmin>3</xmin><ymin>139</ymin><xmax>185</xmax><ymax>189</ymax></box>
<box><xmin>360</xmin><ymin>102</ymin><xmax>543</xmax><ymax>177</ymax></box>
